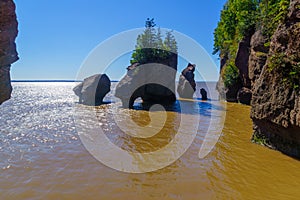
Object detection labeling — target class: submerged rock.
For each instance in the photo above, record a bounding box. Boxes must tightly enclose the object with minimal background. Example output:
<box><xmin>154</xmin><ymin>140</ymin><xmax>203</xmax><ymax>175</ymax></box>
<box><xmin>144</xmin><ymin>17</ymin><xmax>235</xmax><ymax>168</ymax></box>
<box><xmin>0</xmin><ymin>0</ymin><xmax>18</xmax><ymax>105</ymax></box>
<box><xmin>200</xmin><ymin>88</ymin><xmax>208</xmax><ymax>100</ymax></box>
<box><xmin>73</xmin><ymin>74</ymin><xmax>111</xmax><ymax>106</ymax></box>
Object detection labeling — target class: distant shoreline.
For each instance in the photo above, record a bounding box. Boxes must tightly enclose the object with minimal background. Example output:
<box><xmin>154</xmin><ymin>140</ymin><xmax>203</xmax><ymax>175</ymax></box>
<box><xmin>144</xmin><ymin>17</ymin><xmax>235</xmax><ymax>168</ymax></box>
<box><xmin>11</xmin><ymin>80</ymin><xmax>119</xmax><ymax>83</ymax></box>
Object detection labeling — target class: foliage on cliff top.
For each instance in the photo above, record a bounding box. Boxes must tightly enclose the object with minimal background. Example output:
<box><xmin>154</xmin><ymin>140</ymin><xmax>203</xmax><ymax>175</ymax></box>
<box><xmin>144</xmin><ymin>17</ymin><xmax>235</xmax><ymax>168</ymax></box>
<box><xmin>214</xmin><ymin>0</ymin><xmax>291</xmax><ymax>89</ymax></box>
<box><xmin>214</xmin><ymin>0</ymin><xmax>290</xmax><ymax>58</ymax></box>
<box><xmin>213</xmin><ymin>0</ymin><xmax>258</xmax><ymax>57</ymax></box>
<box><xmin>130</xmin><ymin>18</ymin><xmax>178</xmax><ymax>65</ymax></box>
<box><xmin>213</xmin><ymin>0</ymin><xmax>259</xmax><ymax>89</ymax></box>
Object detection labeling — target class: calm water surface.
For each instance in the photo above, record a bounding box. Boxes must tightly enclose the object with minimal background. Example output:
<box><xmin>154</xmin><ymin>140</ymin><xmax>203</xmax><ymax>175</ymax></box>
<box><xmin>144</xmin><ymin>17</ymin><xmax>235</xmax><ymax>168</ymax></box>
<box><xmin>0</xmin><ymin>82</ymin><xmax>300</xmax><ymax>199</ymax></box>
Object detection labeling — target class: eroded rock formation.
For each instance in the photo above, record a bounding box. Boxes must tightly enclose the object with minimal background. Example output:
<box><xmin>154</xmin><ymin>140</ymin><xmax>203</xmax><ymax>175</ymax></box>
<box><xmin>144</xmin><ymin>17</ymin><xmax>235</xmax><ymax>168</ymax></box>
<box><xmin>73</xmin><ymin>74</ymin><xmax>111</xmax><ymax>106</ymax></box>
<box><xmin>250</xmin><ymin>0</ymin><xmax>300</xmax><ymax>157</ymax></box>
<box><xmin>177</xmin><ymin>63</ymin><xmax>196</xmax><ymax>99</ymax></box>
<box><xmin>0</xmin><ymin>0</ymin><xmax>18</xmax><ymax>105</ymax></box>
<box><xmin>115</xmin><ymin>54</ymin><xmax>177</xmax><ymax>109</ymax></box>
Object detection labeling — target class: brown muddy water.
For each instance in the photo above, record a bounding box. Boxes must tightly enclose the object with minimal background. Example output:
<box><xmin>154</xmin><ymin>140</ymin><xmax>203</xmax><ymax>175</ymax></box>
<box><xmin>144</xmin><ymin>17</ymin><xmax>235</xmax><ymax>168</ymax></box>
<box><xmin>0</xmin><ymin>82</ymin><xmax>300</xmax><ymax>199</ymax></box>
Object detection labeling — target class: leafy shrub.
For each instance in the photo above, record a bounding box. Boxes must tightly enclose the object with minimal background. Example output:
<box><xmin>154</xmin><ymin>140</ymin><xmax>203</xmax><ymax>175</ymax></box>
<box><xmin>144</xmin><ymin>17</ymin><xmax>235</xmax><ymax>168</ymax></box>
<box><xmin>269</xmin><ymin>53</ymin><xmax>300</xmax><ymax>89</ymax></box>
<box><xmin>222</xmin><ymin>62</ymin><xmax>240</xmax><ymax>88</ymax></box>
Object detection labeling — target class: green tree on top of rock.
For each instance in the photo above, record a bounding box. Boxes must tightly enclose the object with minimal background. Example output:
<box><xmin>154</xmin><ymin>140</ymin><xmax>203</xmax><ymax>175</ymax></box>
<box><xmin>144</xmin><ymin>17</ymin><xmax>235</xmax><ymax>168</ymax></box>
<box><xmin>130</xmin><ymin>18</ymin><xmax>178</xmax><ymax>64</ymax></box>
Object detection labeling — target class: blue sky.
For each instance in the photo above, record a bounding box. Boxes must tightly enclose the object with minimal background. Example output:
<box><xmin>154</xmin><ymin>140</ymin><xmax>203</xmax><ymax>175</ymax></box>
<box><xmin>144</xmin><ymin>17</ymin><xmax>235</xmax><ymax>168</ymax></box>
<box><xmin>12</xmin><ymin>0</ymin><xmax>226</xmax><ymax>81</ymax></box>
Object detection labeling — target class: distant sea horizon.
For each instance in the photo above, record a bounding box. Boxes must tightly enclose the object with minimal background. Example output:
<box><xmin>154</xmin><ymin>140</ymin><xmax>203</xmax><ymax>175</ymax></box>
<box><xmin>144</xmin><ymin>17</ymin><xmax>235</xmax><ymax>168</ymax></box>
<box><xmin>11</xmin><ymin>80</ymin><xmax>217</xmax><ymax>83</ymax></box>
<box><xmin>11</xmin><ymin>80</ymin><xmax>118</xmax><ymax>83</ymax></box>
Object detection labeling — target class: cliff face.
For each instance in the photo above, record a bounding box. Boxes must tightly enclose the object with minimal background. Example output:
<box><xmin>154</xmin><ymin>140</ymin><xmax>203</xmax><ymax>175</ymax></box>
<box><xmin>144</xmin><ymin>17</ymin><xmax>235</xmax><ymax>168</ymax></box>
<box><xmin>217</xmin><ymin>31</ymin><xmax>254</xmax><ymax>105</ymax></box>
<box><xmin>248</xmin><ymin>30</ymin><xmax>269</xmax><ymax>87</ymax></box>
<box><xmin>0</xmin><ymin>0</ymin><xmax>18</xmax><ymax>105</ymax></box>
<box><xmin>250</xmin><ymin>0</ymin><xmax>300</xmax><ymax>157</ymax></box>
<box><xmin>215</xmin><ymin>0</ymin><xmax>300</xmax><ymax>157</ymax></box>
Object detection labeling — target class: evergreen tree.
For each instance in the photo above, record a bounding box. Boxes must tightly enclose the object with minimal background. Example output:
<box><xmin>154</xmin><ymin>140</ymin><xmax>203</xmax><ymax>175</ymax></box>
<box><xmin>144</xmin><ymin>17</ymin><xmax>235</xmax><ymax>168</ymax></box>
<box><xmin>164</xmin><ymin>31</ymin><xmax>177</xmax><ymax>53</ymax></box>
<box><xmin>131</xmin><ymin>18</ymin><xmax>178</xmax><ymax>64</ymax></box>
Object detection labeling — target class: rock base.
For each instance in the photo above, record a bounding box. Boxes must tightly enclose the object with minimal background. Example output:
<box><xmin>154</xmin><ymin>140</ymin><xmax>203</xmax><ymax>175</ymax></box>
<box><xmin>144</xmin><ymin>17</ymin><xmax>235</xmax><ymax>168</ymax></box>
<box><xmin>252</xmin><ymin>119</ymin><xmax>300</xmax><ymax>158</ymax></box>
<box><xmin>0</xmin><ymin>65</ymin><xmax>12</xmax><ymax>105</ymax></box>
<box><xmin>237</xmin><ymin>87</ymin><xmax>252</xmax><ymax>105</ymax></box>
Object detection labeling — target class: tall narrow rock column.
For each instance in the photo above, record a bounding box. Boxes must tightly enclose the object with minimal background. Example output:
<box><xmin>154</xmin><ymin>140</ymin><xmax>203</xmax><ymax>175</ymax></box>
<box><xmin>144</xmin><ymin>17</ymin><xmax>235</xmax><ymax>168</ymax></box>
<box><xmin>0</xmin><ymin>0</ymin><xmax>18</xmax><ymax>105</ymax></box>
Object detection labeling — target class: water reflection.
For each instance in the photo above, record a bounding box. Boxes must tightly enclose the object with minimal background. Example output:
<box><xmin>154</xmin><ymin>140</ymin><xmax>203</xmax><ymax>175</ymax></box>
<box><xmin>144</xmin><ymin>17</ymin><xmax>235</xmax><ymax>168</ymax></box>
<box><xmin>95</xmin><ymin>104</ymin><xmax>181</xmax><ymax>153</ymax></box>
<box><xmin>90</xmin><ymin>96</ymin><xmax>226</xmax><ymax>166</ymax></box>
<box><xmin>3</xmin><ymin>83</ymin><xmax>300</xmax><ymax>199</ymax></box>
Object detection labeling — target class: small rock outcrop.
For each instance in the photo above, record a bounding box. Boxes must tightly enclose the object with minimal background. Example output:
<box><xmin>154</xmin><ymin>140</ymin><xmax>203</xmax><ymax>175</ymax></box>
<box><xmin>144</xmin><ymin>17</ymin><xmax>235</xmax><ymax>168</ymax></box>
<box><xmin>73</xmin><ymin>74</ymin><xmax>111</xmax><ymax>106</ymax></box>
<box><xmin>200</xmin><ymin>88</ymin><xmax>208</xmax><ymax>100</ymax></box>
<box><xmin>177</xmin><ymin>63</ymin><xmax>196</xmax><ymax>99</ymax></box>
<box><xmin>251</xmin><ymin>0</ymin><xmax>300</xmax><ymax>157</ymax></box>
<box><xmin>0</xmin><ymin>0</ymin><xmax>18</xmax><ymax>105</ymax></box>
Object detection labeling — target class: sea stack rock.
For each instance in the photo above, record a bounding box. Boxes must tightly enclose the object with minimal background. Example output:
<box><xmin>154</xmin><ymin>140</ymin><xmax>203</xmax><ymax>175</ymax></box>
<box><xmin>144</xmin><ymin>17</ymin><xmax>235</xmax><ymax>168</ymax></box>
<box><xmin>0</xmin><ymin>0</ymin><xmax>18</xmax><ymax>105</ymax></box>
<box><xmin>251</xmin><ymin>0</ymin><xmax>300</xmax><ymax>158</ymax></box>
<box><xmin>177</xmin><ymin>63</ymin><xmax>196</xmax><ymax>99</ymax></box>
<box><xmin>115</xmin><ymin>61</ymin><xmax>177</xmax><ymax>108</ymax></box>
<box><xmin>73</xmin><ymin>74</ymin><xmax>111</xmax><ymax>106</ymax></box>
